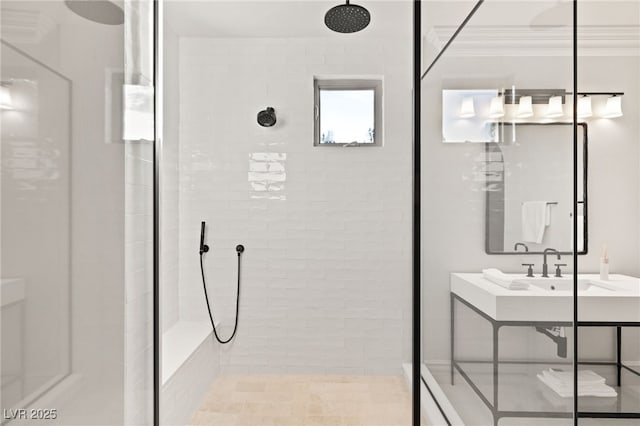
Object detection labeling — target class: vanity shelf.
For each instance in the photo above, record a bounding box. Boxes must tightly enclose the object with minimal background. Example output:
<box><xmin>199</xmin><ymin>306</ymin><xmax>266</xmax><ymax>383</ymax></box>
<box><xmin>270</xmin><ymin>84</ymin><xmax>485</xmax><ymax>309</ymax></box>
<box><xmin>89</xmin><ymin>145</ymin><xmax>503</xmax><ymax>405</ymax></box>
<box><xmin>452</xmin><ymin>360</ymin><xmax>640</xmax><ymax>419</ymax></box>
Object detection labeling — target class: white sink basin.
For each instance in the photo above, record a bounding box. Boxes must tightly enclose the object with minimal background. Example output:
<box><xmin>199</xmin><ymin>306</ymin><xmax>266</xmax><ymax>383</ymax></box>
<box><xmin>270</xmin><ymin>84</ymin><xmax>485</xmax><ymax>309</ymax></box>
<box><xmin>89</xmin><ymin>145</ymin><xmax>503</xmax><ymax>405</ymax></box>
<box><xmin>523</xmin><ymin>278</ymin><xmax>614</xmax><ymax>293</ymax></box>
<box><xmin>451</xmin><ymin>272</ymin><xmax>640</xmax><ymax>322</ymax></box>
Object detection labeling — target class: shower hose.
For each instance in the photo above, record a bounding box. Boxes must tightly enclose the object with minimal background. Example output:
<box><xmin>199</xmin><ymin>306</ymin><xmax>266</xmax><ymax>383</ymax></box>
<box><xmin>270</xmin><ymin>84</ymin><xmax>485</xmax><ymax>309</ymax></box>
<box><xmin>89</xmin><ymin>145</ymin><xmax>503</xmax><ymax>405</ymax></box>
<box><xmin>199</xmin><ymin>247</ymin><xmax>243</xmax><ymax>344</ymax></box>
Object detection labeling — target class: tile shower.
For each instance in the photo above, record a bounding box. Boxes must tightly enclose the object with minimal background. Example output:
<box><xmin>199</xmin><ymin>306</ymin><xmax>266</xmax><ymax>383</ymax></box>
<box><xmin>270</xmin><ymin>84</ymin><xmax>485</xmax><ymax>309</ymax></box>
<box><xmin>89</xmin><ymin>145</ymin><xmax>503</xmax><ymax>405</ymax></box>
<box><xmin>159</xmin><ymin>2</ymin><xmax>414</xmax><ymax>422</ymax></box>
<box><xmin>1</xmin><ymin>1</ymin><xmax>639</xmax><ymax>426</ymax></box>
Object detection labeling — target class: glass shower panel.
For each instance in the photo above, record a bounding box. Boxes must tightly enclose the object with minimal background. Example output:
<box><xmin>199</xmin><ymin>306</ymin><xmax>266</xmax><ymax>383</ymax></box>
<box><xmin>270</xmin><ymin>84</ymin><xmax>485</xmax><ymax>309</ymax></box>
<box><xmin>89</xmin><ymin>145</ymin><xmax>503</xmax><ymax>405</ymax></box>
<box><xmin>421</xmin><ymin>1</ymin><xmax>576</xmax><ymax>425</ymax></box>
<box><xmin>1</xmin><ymin>40</ymin><xmax>71</xmax><ymax>415</ymax></box>
<box><xmin>576</xmin><ymin>2</ymin><xmax>640</xmax><ymax>424</ymax></box>
<box><xmin>1</xmin><ymin>1</ymin><xmax>155</xmax><ymax>425</ymax></box>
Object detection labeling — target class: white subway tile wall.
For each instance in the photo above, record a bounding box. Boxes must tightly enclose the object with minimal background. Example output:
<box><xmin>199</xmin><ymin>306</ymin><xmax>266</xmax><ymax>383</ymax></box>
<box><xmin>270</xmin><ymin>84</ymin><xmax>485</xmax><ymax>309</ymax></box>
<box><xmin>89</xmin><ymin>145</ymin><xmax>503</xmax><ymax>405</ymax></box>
<box><xmin>124</xmin><ymin>142</ymin><xmax>154</xmax><ymax>425</ymax></box>
<box><xmin>161</xmin><ymin>25</ymin><xmax>181</xmax><ymax>332</ymax></box>
<box><xmin>177</xmin><ymin>36</ymin><xmax>412</xmax><ymax>375</ymax></box>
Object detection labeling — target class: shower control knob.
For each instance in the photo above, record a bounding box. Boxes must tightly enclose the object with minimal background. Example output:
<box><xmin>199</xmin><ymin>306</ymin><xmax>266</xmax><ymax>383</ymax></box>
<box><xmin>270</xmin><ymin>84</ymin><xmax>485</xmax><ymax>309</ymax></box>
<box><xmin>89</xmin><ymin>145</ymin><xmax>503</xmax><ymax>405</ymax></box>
<box><xmin>235</xmin><ymin>244</ymin><xmax>245</xmax><ymax>254</ymax></box>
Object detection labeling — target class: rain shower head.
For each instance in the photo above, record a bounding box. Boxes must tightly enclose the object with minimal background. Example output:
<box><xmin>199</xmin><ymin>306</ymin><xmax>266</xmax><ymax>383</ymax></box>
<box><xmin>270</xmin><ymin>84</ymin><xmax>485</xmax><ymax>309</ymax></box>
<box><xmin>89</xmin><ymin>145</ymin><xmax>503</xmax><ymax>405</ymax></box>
<box><xmin>257</xmin><ymin>107</ymin><xmax>276</xmax><ymax>127</ymax></box>
<box><xmin>64</xmin><ymin>0</ymin><xmax>124</xmax><ymax>25</ymax></box>
<box><xmin>325</xmin><ymin>1</ymin><xmax>370</xmax><ymax>34</ymax></box>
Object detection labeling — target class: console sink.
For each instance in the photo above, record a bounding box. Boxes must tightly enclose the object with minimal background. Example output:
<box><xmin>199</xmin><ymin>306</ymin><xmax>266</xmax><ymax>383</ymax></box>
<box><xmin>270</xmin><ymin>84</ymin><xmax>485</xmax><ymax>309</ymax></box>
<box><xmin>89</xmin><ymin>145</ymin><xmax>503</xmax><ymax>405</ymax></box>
<box><xmin>451</xmin><ymin>272</ymin><xmax>640</xmax><ymax>322</ymax></box>
<box><xmin>524</xmin><ymin>278</ymin><xmax>614</xmax><ymax>293</ymax></box>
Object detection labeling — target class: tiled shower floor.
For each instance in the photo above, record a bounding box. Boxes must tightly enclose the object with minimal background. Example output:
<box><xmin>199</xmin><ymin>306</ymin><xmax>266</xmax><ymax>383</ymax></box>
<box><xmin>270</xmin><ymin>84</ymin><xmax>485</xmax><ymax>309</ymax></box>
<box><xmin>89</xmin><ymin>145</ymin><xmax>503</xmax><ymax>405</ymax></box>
<box><xmin>189</xmin><ymin>375</ymin><xmax>423</xmax><ymax>426</ymax></box>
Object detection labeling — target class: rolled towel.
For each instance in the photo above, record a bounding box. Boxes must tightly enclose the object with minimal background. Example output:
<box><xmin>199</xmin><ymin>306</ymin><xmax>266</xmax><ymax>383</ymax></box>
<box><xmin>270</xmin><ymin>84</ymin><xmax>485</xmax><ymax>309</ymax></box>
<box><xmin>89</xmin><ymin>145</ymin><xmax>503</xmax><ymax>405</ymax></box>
<box><xmin>482</xmin><ymin>268</ymin><xmax>530</xmax><ymax>290</ymax></box>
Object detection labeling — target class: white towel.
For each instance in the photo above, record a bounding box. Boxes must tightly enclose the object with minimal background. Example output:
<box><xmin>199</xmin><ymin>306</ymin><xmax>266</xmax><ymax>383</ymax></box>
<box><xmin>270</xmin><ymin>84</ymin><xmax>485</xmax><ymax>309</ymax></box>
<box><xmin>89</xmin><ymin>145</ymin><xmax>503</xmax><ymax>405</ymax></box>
<box><xmin>544</xmin><ymin>369</ymin><xmax>605</xmax><ymax>385</ymax></box>
<box><xmin>522</xmin><ymin>201</ymin><xmax>551</xmax><ymax>243</ymax></box>
<box><xmin>537</xmin><ymin>369</ymin><xmax>617</xmax><ymax>398</ymax></box>
<box><xmin>482</xmin><ymin>268</ymin><xmax>529</xmax><ymax>290</ymax></box>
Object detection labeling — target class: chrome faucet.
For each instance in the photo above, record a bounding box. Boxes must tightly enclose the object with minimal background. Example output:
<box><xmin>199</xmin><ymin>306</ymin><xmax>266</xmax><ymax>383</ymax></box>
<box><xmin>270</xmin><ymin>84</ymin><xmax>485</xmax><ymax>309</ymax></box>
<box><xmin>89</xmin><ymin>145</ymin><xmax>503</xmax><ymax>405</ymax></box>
<box><xmin>514</xmin><ymin>242</ymin><xmax>529</xmax><ymax>252</ymax></box>
<box><xmin>542</xmin><ymin>248</ymin><xmax>561</xmax><ymax>278</ymax></box>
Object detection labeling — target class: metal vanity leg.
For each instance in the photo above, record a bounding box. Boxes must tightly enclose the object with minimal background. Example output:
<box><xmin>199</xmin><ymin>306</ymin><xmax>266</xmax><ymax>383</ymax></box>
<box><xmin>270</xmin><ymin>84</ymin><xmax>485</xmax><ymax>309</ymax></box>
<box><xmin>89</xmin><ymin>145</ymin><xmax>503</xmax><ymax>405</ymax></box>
<box><xmin>617</xmin><ymin>326</ymin><xmax>622</xmax><ymax>387</ymax></box>
<box><xmin>493</xmin><ymin>323</ymin><xmax>499</xmax><ymax>426</ymax></box>
<box><xmin>451</xmin><ymin>293</ymin><xmax>455</xmax><ymax>385</ymax></box>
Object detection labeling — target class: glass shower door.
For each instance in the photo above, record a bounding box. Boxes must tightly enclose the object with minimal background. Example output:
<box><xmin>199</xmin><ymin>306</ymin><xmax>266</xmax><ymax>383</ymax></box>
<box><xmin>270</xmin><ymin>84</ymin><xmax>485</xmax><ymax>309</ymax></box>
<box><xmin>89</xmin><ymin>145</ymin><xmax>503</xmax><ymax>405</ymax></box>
<box><xmin>576</xmin><ymin>2</ymin><xmax>640</xmax><ymax>424</ymax></box>
<box><xmin>1</xmin><ymin>1</ymin><xmax>155</xmax><ymax>425</ymax></box>
<box><xmin>420</xmin><ymin>1</ymin><xmax>577</xmax><ymax>425</ymax></box>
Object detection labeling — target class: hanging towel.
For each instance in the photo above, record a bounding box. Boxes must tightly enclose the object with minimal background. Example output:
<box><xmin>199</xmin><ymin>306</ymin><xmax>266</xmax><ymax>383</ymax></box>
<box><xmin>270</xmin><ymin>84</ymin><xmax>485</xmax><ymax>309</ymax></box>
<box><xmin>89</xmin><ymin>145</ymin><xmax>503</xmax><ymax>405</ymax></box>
<box><xmin>522</xmin><ymin>201</ymin><xmax>551</xmax><ymax>243</ymax></box>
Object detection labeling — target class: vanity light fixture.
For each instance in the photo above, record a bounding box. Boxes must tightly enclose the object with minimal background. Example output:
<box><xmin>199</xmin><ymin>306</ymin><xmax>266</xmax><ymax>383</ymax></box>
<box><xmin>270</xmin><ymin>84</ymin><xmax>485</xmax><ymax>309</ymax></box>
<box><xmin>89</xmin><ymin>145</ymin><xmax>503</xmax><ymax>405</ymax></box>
<box><xmin>0</xmin><ymin>84</ymin><xmax>13</xmax><ymax>110</ymax></box>
<box><xmin>517</xmin><ymin>96</ymin><xmax>533</xmax><ymax>118</ymax></box>
<box><xmin>577</xmin><ymin>95</ymin><xmax>592</xmax><ymax>119</ymax></box>
<box><xmin>603</xmin><ymin>95</ymin><xmax>623</xmax><ymax>118</ymax></box>
<box><xmin>489</xmin><ymin>96</ymin><xmax>505</xmax><ymax>118</ymax></box>
<box><xmin>459</xmin><ymin>97</ymin><xmax>475</xmax><ymax>118</ymax></box>
<box><xmin>576</xmin><ymin>92</ymin><xmax>623</xmax><ymax>119</ymax></box>
<box><xmin>546</xmin><ymin>96</ymin><xmax>564</xmax><ymax>118</ymax></box>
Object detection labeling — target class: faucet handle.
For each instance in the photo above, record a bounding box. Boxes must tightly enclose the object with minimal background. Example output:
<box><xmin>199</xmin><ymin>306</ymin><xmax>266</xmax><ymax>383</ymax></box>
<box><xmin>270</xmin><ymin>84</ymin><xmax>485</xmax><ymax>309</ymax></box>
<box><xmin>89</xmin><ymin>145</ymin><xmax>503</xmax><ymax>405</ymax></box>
<box><xmin>522</xmin><ymin>263</ymin><xmax>535</xmax><ymax>277</ymax></box>
<box><xmin>554</xmin><ymin>263</ymin><xmax>567</xmax><ymax>278</ymax></box>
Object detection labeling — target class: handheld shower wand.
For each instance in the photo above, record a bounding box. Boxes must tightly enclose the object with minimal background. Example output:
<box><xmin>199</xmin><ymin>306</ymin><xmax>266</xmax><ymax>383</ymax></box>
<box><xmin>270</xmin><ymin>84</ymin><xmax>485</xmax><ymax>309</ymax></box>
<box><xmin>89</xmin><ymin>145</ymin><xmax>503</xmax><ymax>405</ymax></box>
<box><xmin>199</xmin><ymin>221</ymin><xmax>244</xmax><ymax>344</ymax></box>
<box><xmin>199</xmin><ymin>221</ymin><xmax>209</xmax><ymax>254</ymax></box>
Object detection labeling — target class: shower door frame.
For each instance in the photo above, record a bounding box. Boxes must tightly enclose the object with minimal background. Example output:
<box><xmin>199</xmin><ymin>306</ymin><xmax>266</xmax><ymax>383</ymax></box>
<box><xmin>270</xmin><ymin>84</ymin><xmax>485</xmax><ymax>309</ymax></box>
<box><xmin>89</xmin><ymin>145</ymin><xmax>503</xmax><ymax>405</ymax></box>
<box><xmin>153</xmin><ymin>0</ymin><xmax>160</xmax><ymax>424</ymax></box>
<box><xmin>413</xmin><ymin>2</ymin><xmax>422</xmax><ymax>426</ymax></box>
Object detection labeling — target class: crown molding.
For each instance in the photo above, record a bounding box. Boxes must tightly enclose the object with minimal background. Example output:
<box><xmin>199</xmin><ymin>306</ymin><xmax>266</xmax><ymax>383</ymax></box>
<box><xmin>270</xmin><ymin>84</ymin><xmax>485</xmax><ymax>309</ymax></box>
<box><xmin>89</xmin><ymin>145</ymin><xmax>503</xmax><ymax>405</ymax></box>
<box><xmin>427</xmin><ymin>25</ymin><xmax>640</xmax><ymax>57</ymax></box>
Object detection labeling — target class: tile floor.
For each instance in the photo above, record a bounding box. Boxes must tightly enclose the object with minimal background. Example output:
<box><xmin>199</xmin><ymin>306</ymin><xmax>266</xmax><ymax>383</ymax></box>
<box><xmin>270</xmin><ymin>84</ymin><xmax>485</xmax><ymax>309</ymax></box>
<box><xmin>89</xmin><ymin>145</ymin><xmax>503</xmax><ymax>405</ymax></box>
<box><xmin>189</xmin><ymin>375</ymin><xmax>424</xmax><ymax>426</ymax></box>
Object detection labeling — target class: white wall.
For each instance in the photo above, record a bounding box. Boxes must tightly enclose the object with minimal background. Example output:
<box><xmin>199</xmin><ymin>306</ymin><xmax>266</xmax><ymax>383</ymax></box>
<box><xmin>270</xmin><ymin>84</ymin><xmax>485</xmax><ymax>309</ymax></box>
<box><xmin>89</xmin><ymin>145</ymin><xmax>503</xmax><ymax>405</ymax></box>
<box><xmin>124</xmin><ymin>141</ymin><xmax>154</xmax><ymax>426</ymax></box>
<box><xmin>421</xmin><ymin>54</ymin><xmax>640</xmax><ymax>364</ymax></box>
<box><xmin>161</xmin><ymin>23</ymin><xmax>180</xmax><ymax>332</ymax></box>
<box><xmin>177</xmin><ymin>34</ymin><xmax>413</xmax><ymax>375</ymax></box>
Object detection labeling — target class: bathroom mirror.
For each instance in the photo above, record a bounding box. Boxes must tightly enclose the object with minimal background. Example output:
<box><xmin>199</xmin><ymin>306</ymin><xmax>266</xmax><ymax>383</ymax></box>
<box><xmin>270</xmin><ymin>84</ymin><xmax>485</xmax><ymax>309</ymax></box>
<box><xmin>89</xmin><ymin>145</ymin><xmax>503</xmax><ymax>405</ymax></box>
<box><xmin>485</xmin><ymin>123</ymin><xmax>587</xmax><ymax>255</ymax></box>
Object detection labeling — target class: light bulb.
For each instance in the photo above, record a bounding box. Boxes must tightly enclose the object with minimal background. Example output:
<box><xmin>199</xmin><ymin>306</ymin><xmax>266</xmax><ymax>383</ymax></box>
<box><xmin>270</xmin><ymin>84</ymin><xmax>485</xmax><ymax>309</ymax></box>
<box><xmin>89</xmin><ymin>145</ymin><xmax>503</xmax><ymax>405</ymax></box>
<box><xmin>602</xmin><ymin>95</ymin><xmax>622</xmax><ymax>118</ymax></box>
<box><xmin>577</xmin><ymin>96</ymin><xmax>592</xmax><ymax>118</ymax></box>
<box><xmin>517</xmin><ymin>96</ymin><xmax>533</xmax><ymax>118</ymax></box>
<box><xmin>459</xmin><ymin>97</ymin><xmax>475</xmax><ymax>118</ymax></box>
<box><xmin>489</xmin><ymin>96</ymin><xmax>505</xmax><ymax>119</ymax></box>
<box><xmin>546</xmin><ymin>96</ymin><xmax>564</xmax><ymax>118</ymax></box>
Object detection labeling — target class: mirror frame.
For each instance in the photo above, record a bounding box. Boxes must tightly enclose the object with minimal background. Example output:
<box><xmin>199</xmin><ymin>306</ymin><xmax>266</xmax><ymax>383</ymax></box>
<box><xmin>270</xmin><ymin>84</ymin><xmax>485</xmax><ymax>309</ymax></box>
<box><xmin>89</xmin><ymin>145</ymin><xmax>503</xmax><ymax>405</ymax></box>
<box><xmin>484</xmin><ymin>122</ymin><xmax>588</xmax><ymax>255</ymax></box>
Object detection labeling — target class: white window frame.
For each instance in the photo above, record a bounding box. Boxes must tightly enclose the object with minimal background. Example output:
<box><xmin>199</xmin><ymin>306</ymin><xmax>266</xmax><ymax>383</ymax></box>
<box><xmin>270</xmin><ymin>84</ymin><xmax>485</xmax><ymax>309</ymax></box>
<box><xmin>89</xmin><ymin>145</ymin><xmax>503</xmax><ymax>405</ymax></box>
<box><xmin>313</xmin><ymin>78</ymin><xmax>383</xmax><ymax>147</ymax></box>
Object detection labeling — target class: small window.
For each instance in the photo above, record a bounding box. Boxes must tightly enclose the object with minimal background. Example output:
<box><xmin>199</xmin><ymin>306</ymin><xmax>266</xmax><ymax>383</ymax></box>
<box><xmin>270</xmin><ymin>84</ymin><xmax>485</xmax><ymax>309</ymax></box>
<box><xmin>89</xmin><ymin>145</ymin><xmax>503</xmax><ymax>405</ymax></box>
<box><xmin>314</xmin><ymin>78</ymin><xmax>382</xmax><ymax>146</ymax></box>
